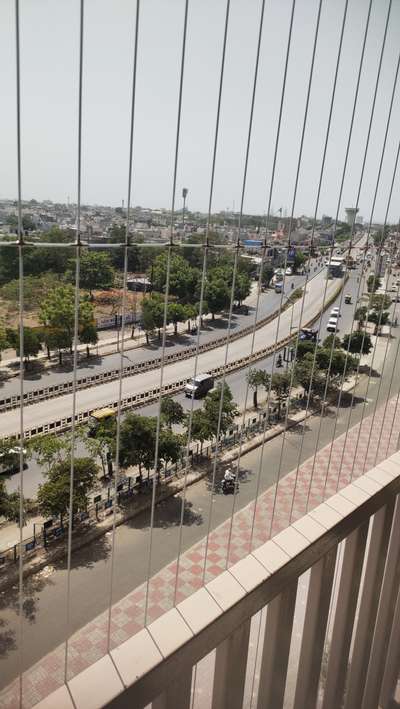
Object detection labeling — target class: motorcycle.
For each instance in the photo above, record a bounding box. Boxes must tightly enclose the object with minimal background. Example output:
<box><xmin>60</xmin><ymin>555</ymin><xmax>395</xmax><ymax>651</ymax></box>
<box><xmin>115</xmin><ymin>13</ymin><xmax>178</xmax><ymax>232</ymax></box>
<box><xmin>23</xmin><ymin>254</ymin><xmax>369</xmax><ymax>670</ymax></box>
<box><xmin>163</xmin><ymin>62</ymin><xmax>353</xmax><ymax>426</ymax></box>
<box><xmin>221</xmin><ymin>478</ymin><xmax>239</xmax><ymax>494</ymax></box>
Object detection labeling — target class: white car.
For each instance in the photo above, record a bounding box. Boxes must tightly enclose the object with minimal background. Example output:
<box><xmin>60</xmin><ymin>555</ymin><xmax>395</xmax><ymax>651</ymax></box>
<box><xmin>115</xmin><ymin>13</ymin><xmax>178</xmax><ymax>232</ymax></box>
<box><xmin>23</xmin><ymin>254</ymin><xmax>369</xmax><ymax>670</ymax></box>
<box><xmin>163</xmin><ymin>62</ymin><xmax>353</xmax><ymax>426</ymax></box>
<box><xmin>285</xmin><ymin>267</ymin><xmax>292</xmax><ymax>276</ymax></box>
<box><xmin>326</xmin><ymin>318</ymin><xmax>339</xmax><ymax>333</ymax></box>
<box><xmin>330</xmin><ymin>307</ymin><xmax>340</xmax><ymax>317</ymax></box>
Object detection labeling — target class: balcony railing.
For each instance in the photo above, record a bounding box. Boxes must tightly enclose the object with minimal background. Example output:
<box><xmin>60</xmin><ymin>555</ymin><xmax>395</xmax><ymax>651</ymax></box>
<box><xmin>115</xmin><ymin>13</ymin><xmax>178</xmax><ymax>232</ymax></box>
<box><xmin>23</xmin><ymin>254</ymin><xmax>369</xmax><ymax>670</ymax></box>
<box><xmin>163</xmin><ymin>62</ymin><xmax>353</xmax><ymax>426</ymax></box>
<box><xmin>29</xmin><ymin>452</ymin><xmax>400</xmax><ymax>709</ymax></box>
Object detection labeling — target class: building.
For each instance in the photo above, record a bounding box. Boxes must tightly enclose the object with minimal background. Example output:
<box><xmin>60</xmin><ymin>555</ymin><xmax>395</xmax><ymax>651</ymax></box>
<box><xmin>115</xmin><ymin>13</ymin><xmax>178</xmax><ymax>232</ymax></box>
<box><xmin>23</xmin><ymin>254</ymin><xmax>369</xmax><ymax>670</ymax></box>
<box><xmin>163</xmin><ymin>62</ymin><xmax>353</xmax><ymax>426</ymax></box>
<box><xmin>345</xmin><ymin>207</ymin><xmax>359</xmax><ymax>227</ymax></box>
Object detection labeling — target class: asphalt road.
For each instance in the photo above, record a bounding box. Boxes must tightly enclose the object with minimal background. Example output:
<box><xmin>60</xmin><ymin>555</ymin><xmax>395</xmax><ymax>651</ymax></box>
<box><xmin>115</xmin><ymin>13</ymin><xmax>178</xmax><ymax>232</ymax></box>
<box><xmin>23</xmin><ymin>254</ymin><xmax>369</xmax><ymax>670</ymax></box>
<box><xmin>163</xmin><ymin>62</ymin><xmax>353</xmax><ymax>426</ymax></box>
<box><xmin>0</xmin><ymin>266</ymin><xmax>346</xmax><ymax>438</ymax></box>
<box><xmin>5</xmin><ymin>265</ymin><xmax>365</xmax><ymax>498</ymax></box>
<box><xmin>0</xmin><ymin>304</ymin><xmax>399</xmax><ymax>689</ymax></box>
<box><xmin>0</xmin><ymin>268</ymin><xmax>316</xmax><ymax>398</ymax></box>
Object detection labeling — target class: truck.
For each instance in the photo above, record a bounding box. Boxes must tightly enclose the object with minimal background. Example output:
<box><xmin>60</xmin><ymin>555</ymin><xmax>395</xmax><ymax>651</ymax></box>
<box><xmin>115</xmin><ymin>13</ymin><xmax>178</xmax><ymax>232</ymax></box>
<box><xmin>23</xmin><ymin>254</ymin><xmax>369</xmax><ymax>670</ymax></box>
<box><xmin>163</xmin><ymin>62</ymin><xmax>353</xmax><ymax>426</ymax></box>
<box><xmin>185</xmin><ymin>373</ymin><xmax>214</xmax><ymax>399</ymax></box>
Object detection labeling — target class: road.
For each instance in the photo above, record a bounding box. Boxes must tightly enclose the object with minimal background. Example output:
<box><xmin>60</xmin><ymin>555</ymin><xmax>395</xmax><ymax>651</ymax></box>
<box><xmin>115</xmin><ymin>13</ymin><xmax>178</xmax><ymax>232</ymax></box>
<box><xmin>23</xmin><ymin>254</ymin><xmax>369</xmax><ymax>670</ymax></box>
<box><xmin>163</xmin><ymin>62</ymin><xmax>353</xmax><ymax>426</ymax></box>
<box><xmin>0</xmin><ymin>302</ymin><xmax>399</xmax><ymax>690</ymax></box>
<box><xmin>0</xmin><ymin>268</ymin><xmax>317</xmax><ymax>399</ymax></box>
<box><xmin>0</xmin><ymin>266</ymin><xmax>346</xmax><ymax>439</ymax></box>
<box><xmin>5</xmin><ymin>265</ymin><xmax>363</xmax><ymax>498</ymax></box>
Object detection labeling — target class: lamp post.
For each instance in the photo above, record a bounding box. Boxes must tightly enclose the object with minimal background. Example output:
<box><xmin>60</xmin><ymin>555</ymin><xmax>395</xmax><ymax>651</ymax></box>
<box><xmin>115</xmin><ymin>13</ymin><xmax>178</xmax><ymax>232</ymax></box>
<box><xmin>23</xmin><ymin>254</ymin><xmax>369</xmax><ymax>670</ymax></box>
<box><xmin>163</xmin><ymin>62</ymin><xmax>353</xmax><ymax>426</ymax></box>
<box><xmin>182</xmin><ymin>187</ymin><xmax>188</xmax><ymax>237</ymax></box>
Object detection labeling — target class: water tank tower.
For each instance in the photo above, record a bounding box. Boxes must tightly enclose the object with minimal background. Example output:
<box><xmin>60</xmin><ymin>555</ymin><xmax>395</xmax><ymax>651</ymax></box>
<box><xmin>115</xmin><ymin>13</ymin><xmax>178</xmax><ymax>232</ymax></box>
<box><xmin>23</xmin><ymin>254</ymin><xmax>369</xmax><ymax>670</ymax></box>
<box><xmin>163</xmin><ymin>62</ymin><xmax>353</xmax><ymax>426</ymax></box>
<box><xmin>345</xmin><ymin>207</ymin><xmax>359</xmax><ymax>227</ymax></box>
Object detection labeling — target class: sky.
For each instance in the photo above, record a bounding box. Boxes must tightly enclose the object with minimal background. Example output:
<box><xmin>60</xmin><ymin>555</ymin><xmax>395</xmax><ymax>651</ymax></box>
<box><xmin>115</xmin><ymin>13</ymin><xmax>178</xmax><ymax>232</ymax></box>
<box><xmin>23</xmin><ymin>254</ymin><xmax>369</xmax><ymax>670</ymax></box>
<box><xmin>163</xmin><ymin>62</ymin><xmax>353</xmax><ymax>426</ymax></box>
<box><xmin>1</xmin><ymin>0</ymin><xmax>400</xmax><ymax>223</ymax></box>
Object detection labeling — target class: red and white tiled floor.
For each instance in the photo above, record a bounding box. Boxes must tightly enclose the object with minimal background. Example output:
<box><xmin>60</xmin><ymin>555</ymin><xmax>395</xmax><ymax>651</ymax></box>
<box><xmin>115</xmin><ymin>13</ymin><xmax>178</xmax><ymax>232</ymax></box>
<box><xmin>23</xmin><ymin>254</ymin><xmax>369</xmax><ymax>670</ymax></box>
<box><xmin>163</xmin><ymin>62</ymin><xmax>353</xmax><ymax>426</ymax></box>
<box><xmin>1</xmin><ymin>395</ymin><xmax>400</xmax><ymax>707</ymax></box>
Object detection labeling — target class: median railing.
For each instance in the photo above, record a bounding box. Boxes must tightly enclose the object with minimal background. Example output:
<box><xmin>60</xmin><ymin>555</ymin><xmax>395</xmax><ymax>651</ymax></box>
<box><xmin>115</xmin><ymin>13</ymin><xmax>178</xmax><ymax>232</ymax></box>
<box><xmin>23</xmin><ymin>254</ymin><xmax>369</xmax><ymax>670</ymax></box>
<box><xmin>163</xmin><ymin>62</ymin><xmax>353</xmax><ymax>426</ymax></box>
<box><xmin>1</xmin><ymin>275</ymin><xmax>346</xmax><ymax>441</ymax></box>
<box><xmin>33</xmin><ymin>452</ymin><xmax>400</xmax><ymax>709</ymax></box>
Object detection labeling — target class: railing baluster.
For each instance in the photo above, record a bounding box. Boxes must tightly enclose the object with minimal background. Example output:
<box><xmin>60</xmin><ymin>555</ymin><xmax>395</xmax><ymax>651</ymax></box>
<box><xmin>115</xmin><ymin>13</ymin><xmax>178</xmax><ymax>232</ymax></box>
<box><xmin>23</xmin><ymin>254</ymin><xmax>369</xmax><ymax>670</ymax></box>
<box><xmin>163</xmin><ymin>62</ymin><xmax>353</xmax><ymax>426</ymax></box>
<box><xmin>256</xmin><ymin>580</ymin><xmax>297</xmax><ymax>709</ymax></box>
<box><xmin>380</xmin><ymin>584</ymin><xmax>400</xmax><ymax>708</ymax></box>
<box><xmin>362</xmin><ymin>495</ymin><xmax>400</xmax><ymax>709</ymax></box>
<box><xmin>293</xmin><ymin>547</ymin><xmax>337</xmax><ymax>709</ymax></box>
<box><xmin>322</xmin><ymin>521</ymin><xmax>369</xmax><ymax>709</ymax></box>
<box><xmin>211</xmin><ymin>619</ymin><xmax>251</xmax><ymax>709</ymax></box>
<box><xmin>345</xmin><ymin>501</ymin><xmax>396</xmax><ymax>709</ymax></box>
<box><xmin>152</xmin><ymin>672</ymin><xmax>192</xmax><ymax>709</ymax></box>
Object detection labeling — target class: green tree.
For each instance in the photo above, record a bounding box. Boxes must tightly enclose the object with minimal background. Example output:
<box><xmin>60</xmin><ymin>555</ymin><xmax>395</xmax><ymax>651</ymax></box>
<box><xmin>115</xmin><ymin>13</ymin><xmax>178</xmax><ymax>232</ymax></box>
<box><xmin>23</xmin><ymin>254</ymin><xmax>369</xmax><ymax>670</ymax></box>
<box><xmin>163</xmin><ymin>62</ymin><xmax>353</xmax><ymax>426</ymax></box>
<box><xmin>119</xmin><ymin>413</ymin><xmax>156</xmax><ymax>479</ymax></box>
<box><xmin>167</xmin><ymin>302</ymin><xmax>187</xmax><ymax>335</ymax></box>
<box><xmin>204</xmin><ymin>274</ymin><xmax>231</xmax><ymax>319</ymax></box>
<box><xmin>203</xmin><ymin>383</ymin><xmax>238</xmax><ymax>438</ymax></box>
<box><xmin>84</xmin><ymin>418</ymin><xmax>116</xmax><ymax>477</ymax></box>
<box><xmin>294</xmin><ymin>355</ymin><xmax>325</xmax><ymax>400</ymax></box>
<box><xmin>6</xmin><ymin>327</ymin><xmax>42</xmax><ymax>367</ymax></box>
<box><xmin>67</xmin><ymin>251</ymin><xmax>115</xmax><ymax>297</ymax></box>
<box><xmin>234</xmin><ymin>272</ymin><xmax>251</xmax><ymax>305</ymax></box>
<box><xmin>270</xmin><ymin>370</ymin><xmax>291</xmax><ymax>418</ymax></box>
<box><xmin>368</xmin><ymin>310</ymin><xmax>390</xmax><ymax>335</ymax></box>
<box><xmin>0</xmin><ymin>322</ymin><xmax>9</xmax><ymax>360</ymax></box>
<box><xmin>246</xmin><ymin>368</ymin><xmax>270</xmax><ymax>408</ymax></box>
<box><xmin>189</xmin><ymin>409</ymin><xmax>212</xmax><ymax>453</ymax></box>
<box><xmin>37</xmin><ymin>458</ymin><xmax>98</xmax><ymax>521</ymax></box>
<box><xmin>367</xmin><ymin>275</ymin><xmax>381</xmax><ymax>293</ymax></box>
<box><xmin>370</xmin><ymin>293</ymin><xmax>391</xmax><ymax>311</ymax></box>
<box><xmin>151</xmin><ymin>252</ymin><xmax>199</xmax><ymax>302</ymax></box>
<box><xmin>39</xmin><ymin>286</ymin><xmax>97</xmax><ymax>363</ymax></box>
<box><xmin>355</xmin><ymin>306</ymin><xmax>368</xmax><ymax>330</ymax></box>
<box><xmin>158</xmin><ymin>428</ymin><xmax>184</xmax><ymax>471</ymax></box>
<box><xmin>79</xmin><ymin>298</ymin><xmax>98</xmax><ymax>356</ymax></box>
<box><xmin>141</xmin><ymin>294</ymin><xmax>167</xmax><ymax>343</ymax></box>
<box><xmin>160</xmin><ymin>396</ymin><xmax>185</xmax><ymax>429</ymax></box>
<box><xmin>342</xmin><ymin>331</ymin><xmax>373</xmax><ymax>356</ymax></box>
<box><xmin>322</xmin><ymin>334</ymin><xmax>342</xmax><ymax>349</ymax></box>
<box><xmin>261</xmin><ymin>264</ymin><xmax>274</xmax><ymax>289</ymax></box>
<box><xmin>28</xmin><ymin>433</ymin><xmax>72</xmax><ymax>474</ymax></box>
<box><xmin>292</xmin><ymin>250</ymin><xmax>306</xmax><ymax>274</ymax></box>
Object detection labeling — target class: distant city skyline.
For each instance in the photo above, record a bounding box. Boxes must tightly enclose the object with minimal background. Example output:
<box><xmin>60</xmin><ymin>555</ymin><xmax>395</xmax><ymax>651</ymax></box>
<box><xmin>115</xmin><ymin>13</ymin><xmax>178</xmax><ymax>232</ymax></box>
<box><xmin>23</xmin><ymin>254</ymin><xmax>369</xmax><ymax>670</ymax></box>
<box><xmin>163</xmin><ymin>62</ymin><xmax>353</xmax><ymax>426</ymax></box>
<box><xmin>1</xmin><ymin>0</ymin><xmax>400</xmax><ymax>222</ymax></box>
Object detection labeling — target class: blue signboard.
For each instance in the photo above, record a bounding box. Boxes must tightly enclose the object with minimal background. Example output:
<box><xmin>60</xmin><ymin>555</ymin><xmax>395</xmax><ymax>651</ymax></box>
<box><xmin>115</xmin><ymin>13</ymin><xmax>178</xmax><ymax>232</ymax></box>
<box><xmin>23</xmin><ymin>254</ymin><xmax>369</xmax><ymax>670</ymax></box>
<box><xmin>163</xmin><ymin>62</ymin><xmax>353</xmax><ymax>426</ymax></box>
<box><xmin>287</xmin><ymin>247</ymin><xmax>296</xmax><ymax>262</ymax></box>
<box><xmin>243</xmin><ymin>239</ymin><xmax>263</xmax><ymax>248</ymax></box>
<box><xmin>25</xmin><ymin>540</ymin><xmax>36</xmax><ymax>552</ymax></box>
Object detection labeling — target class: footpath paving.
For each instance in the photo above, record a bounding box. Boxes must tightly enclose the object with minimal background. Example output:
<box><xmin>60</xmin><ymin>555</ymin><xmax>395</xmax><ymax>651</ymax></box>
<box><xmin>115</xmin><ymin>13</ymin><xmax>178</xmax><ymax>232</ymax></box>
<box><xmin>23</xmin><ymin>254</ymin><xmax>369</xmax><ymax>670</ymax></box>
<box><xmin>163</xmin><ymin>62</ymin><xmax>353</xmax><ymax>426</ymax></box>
<box><xmin>1</xmin><ymin>392</ymin><xmax>399</xmax><ymax>707</ymax></box>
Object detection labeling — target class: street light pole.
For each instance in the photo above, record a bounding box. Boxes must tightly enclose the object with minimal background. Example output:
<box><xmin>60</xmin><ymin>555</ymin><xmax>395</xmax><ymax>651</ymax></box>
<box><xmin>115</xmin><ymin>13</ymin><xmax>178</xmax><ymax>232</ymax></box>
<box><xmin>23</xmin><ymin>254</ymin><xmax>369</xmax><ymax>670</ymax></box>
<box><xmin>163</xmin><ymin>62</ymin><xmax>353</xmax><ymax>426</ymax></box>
<box><xmin>182</xmin><ymin>187</ymin><xmax>188</xmax><ymax>239</ymax></box>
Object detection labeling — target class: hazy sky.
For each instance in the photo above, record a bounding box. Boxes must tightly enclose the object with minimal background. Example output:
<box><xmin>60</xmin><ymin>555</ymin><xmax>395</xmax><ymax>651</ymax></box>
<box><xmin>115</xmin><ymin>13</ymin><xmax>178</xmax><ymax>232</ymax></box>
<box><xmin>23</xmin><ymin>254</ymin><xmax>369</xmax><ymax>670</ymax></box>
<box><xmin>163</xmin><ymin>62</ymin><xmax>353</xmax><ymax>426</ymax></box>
<box><xmin>1</xmin><ymin>0</ymin><xmax>400</xmax><ymax>222</ymax></box>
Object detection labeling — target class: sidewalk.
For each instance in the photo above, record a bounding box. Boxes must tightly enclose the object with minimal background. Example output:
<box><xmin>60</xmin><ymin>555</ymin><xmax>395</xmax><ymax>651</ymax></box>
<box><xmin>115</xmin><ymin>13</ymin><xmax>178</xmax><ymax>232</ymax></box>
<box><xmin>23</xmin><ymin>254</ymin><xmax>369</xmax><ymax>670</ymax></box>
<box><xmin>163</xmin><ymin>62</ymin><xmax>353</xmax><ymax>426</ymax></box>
<box><xmin>1</xmin><ymin>377</ymin><xmax>398</xmax><ymax>708</ymax></box>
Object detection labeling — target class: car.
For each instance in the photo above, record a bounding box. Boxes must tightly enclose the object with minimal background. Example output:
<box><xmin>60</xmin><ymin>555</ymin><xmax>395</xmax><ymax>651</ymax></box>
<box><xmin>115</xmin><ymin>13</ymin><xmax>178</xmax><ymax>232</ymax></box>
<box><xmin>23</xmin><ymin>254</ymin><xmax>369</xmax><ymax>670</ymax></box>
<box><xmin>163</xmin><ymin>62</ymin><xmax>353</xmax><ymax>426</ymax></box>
<box><xmin>391</xmin><ymin>285</ymin><xmax>397</xmax><ymax>292</ymax></box>
<box><xmin>285</xmin><ymin>267</ymin><xmax>292</xmax><ymax>276</ymax></box>
<box><xmin>331</xmin><ymin>307</ymin><xmax>340</xmax><ymax>316</ymax></box>
<box><xmin>344</xmin><ymin>294</ymin><xmax>352</xmax><ymax>304</ymax></box>
<box><xmin>326</xmin><ymin>318</ymin><xmax>339</xmax><ymax>332</ymax></box>
<box><xmin>392</xmin><ymin>295</ymin><xmax>400</xmax><ymax>303</ymax></box>
<box><xmin>185</xmin><ymin>373</ymin><xmax>214</xmax><ymax>398</ymax></box>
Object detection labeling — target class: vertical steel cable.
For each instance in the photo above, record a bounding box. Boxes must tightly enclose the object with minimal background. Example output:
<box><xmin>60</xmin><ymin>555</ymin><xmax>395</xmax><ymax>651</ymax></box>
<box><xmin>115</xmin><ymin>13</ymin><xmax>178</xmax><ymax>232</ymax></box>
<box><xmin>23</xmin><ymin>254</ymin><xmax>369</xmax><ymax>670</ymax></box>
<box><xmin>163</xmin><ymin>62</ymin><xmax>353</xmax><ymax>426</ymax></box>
<box><xmin>286</xmin><ymin>0</ymin><xmax>350</xmax><ymax>525</ymax></box>
<box><xmin>14</xmin><ymin>2</ymin><xmax>24</xmax><ymax>705</ymax></box>
<box><xmin>227</xmin><ymin>0</ymin><xmax>322</xmax><ymax>565</ymax></box>
<box><xmin>144</xmin><ymin>0</ymin><xmax>189</xmax><ymax>625</ymax></box>
<box><xmin>329</xmin><ymin>41</ymin><xmax>400</xmax><ymax>493</ymax></box>
<box><xmin>201</xmin><ymin>0</ymin><xmax>283</xmax><ymax>584</ymax></box>
<box><xmin>383</xmin><ymin>220</ymin><xmax>400</xmax><ymax>459</ymax></box>
<box><xmin>172</xmin><ymin>0</ymin><xmax>230</xmax><ymax>606</ymax></box>
<box><xmin>222</xmin><ymin>0</ymin><xmax>269</xmax><ymax>565</ymax></box>
<box><xmin>303</xmin><ymin>0</ymin><xmax>391</xmax><ymax>509</ymax></box>
<box><xmin>106</xmin><ymin>0</ymin><xmax>140</xmax><ymax>651</ymax></box>
<box><xmin>64</xmin><ymin>0</ymin><xmax>84</xmax><ymax>682</ymax></box>
<box><xmin>244</xmin><ymin>0</ymin><xmax>297</xmax><ymax>552</ymax></box>
<box><xmin>347</xmin><ymin>132</ymin><xmax>400</xmax><ymax>481</ymax></box>
<box><xmin>246</xmin><ymin>0</ymin><xmax>322</xmax><ymax>547</ymax></box>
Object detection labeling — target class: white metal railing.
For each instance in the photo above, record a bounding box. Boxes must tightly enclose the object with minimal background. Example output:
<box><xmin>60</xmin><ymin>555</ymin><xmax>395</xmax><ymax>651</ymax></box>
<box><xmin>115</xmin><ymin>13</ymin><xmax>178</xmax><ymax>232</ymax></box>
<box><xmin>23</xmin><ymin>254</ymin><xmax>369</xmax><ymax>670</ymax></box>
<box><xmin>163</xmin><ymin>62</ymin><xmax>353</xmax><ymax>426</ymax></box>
<box><xmin>31</xmin><ymin>452</ymin><xmax>400</xmax><ymax>709</ymax></box>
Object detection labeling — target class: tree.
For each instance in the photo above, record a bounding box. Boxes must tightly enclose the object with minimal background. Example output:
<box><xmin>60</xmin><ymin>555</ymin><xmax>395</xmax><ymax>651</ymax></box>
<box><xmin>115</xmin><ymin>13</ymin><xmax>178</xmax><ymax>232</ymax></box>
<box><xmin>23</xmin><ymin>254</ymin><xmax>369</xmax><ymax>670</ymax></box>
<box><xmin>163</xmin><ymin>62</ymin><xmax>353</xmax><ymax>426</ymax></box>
<box><xmin>246</xmin><ymin>368</ymin><xmax>270</xmax><ymax>408</ymax></box>
<box><xmin>292</xmin><ymin>250</ymin><xmax>306</xmax><ymax>274</ymax></box>
<box><xmin>370</xmin><ymin>293</ymin><xmax>391</xmax><ymax>311</ymax></box>
<box><xmin>184</xmin><ymin>303</ymin><xmax>197</xmax><ymax>331</ymax></box>
<box><xmin>151</xmin><ymin>252</ymin><xmax>199</xmax><ymax>303</ymax></box>
<box><xmin>297</xmin><ymin>340</ymin><xmax>315</xmax><ymax>358</ymax></box>
<box><xmin>322</xmin><ymin>334</ymin><xmax>341</xmax><ymax>349</ymax></box>
<box><xmin>0</xmin><ymin>322</ymin><xmax>9</xmax><ymax>360</ymax></box>
<box><xmin>261</xmin><ymin>264</ymin><xmax>274</xmax><ymax>289</ymax></box>
<box><xmin>67</xmin><ymin>251</ymin><xmax>115</xmax><ymax>297</ymax></box>
<box><xmin>167</xmin><ymin>302</ymin><xmax>187</xmax><ymax>335</ymax></box>
<box><xmin>368</xmin><ymin>310</ymin><xmax>390</xmax><ymax>335</ymax></box>
<box><xmin>204</xmin><ymin>274</ymin><xmax>231</xmax><ymax>319</ymax></box>
<box><xmin>84</xmin><ymin>418</ymin><xmax>117</xmax><ymax>477</ymax></box>
<box><xmin>158</xmin><ymin>428</ymin><xmax>184</xmax><ymax>471</ymax></box>
<box><xmin>37</xmin><ymin>458</ymin><xmax>98</xmax><ymax>521</ymax></box>
<box><xmin>203</xmin><ymin>383</ymin><xmax>238</xmax><ymax>438</ymax></box>
<box><xmin>161</xmin><ymin>396</ymin><xmax>185</xmax><ymax>429</ymax></box>
<box><xmin>355</xmin><ymin>306</ymin><xmax>368</xmax><ymax>330</ymax></box>
<box><xmin>141</xmin><ymin>294</ymin><xmax>167</xmax><ymax>343</ymax></box>
<box><xmin>270</xmin><ymin>370</ymin><xmax>291</xmax><ymax>418</ymax></box>
<box><xmin>189</xmin><ymin>409</ymin><xmax>212</xmax><ymax>453</ymax></box>
<box><xmin>367</xmin><ymin>275</ymin><xmax>381</xmax><ymax>293</ymax></box>
<box><xmin>119</xmin><ymin>413</ymin><xmax>157</xmax><ymax>479</ymax></box>
<box><xmin>39</xmin><ymin>286</ymin><xmax>97</xmax><ymax>363</ymax></box>
<box><xmin>234</xmin><ymin>272</ymin><xmax>251</xmax><ymax>305</ymax></box>
<box><xmin>79</xmin><ymin>298</ymin><xmax>98</xmax><ymax>356</ymax></box>
<box><xmin>342</xmin><ymin>331</ymin><xmax>373</xmax><ymax>356</ymax></box>
<box><xmin>294</xmin><ymin>355</ymin><xmax>325</xmax><ymax>400</ymax></box>
<box><xmin>6</xmin><ymin>327</ymin><xmax>42</xmax><ymax>367</ymax></box>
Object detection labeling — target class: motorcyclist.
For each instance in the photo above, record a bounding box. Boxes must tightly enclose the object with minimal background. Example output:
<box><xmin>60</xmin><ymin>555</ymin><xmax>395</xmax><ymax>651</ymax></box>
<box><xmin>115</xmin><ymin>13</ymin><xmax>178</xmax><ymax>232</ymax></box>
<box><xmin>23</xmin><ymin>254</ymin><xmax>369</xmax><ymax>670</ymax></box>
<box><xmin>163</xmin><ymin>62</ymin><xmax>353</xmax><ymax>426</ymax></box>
<box><xmin>224</xmin><ymin>468</ymin><xmax>235</xmax><ymax>483</ymax></box>
<box><xmin>276</xmin><ymin>353</ymin><xmax>283</xmax><ymax>367</ymax></box>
